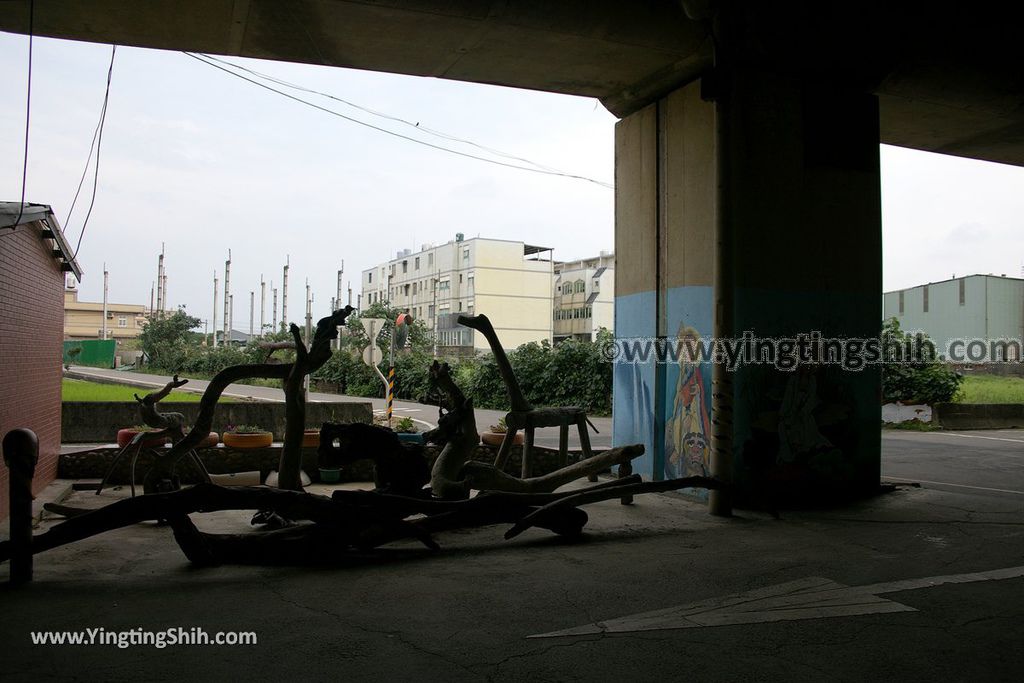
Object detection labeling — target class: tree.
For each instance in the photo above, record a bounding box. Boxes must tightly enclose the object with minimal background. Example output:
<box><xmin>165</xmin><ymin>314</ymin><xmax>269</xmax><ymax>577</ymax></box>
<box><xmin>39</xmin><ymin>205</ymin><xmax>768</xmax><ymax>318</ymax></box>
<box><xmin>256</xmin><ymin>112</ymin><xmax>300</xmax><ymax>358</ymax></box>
<box><xmin>346</xmin><ymin>301</ymin><xmax>431</xmax><ymax>356</ymax></box>
<box><xmin>138</xmin><ymin>311</ymin><xmax>202</xmax><ymax>371</ymax></box>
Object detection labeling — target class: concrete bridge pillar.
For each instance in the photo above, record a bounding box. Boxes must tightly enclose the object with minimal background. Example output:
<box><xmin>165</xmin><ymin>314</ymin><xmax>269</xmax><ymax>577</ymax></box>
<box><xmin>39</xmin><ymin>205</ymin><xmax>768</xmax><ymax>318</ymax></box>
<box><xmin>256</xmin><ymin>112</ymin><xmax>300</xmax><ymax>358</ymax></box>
<box><xmin>613</xmin><ymin>70</ymin><xmax>882</xmax><ymax>506</ymax></box>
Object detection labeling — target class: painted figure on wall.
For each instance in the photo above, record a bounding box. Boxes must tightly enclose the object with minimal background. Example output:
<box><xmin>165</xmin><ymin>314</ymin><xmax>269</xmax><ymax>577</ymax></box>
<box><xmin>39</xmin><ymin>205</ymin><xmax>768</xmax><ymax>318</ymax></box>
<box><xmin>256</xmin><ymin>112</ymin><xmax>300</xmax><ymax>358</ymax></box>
<box><xmin>665</xmin><ymin>324</ymin><xmax>712</xmax><ymax>478</ymax></box>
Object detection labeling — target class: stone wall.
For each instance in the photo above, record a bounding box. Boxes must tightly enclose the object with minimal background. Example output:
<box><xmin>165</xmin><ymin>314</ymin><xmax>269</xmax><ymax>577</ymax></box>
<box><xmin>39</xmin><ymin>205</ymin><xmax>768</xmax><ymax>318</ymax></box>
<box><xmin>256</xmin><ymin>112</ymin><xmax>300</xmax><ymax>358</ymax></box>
<box><xmin>62</xmin><ymin>401</ymin><xmax>374</xmax><ymax>442</ymax></box>
<box><xmin>933</xmin><ymin>403</ymin><xmax>1024</xmax><ymax>430</ymax></box>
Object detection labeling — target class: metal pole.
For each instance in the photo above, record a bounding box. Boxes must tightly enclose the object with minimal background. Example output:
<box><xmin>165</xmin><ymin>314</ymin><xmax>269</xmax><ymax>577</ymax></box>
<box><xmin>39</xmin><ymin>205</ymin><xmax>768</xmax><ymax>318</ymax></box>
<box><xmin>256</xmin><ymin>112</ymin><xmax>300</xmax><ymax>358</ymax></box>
<box><xmin>156</xmin><ymin>246</ymin><xmax>164</xmax><ymax>317</ymax></box>
<box><xmin>432</xmin><ymin>275</ymin><xmax>438</xmax><ymax>357</ymax></box>
<box><xmin>336</xmin><ymin>264</ymin><xmax>344</xmax><ymax>312</ymax></box>
<box><xmin>101</xmin><ymin>264</ymin><xmax>109</xmax><ymax>340</ymax></box>
<box><xmin>228</xmin><ymin>294</ymin><xmax>234</xmax><ymax>339</ymax></box>
<box><xmin>3</xmin><ymin>428</ymin><xmax>38</xmax><ymax>585</ymax></box>
<box><xmin>212</xmin><ymin>272</ymin><xmax>219</xmax><ymax>348</ymax></box>
<box><xmin>223</xmin><ymin>250</ymin><xmax>231</xmax><ymax>342</ymax></box>
<box><xmin>709</xmin><ymin>7</ymin><xmax>734</xmax><ymax>517</ymax></box>
<box><xmin>161</xmin><ymin>273</ymin><xmax>168</xmax><ymax>314</ymax></box>
<box><xmin>249</xmin><ymin>291</ymin><xmax>255</xmax><ymax>338</ymax></box>
<box><xmin>281</xmin><ymin>257</ymin><xmax>289</xmax><ymax>332</ymax></box>
<box><xmin>260</xmin><ymin>275</ymin><xmax>266</xmax><ymax>338</ymax></box>
<box><xmin>149</xmin><ymin>282</ymin><xmax>154</xmax><ymax>318</ymax></box>
<box><xmin>388</xmin><ymin>304</ymin><xmax>395</xmax><ymax>427</ymax></box>
<box><xmin>272</xmin><ymin>286</ymin><xmax>278</xmax><ymax>332</ymax></box>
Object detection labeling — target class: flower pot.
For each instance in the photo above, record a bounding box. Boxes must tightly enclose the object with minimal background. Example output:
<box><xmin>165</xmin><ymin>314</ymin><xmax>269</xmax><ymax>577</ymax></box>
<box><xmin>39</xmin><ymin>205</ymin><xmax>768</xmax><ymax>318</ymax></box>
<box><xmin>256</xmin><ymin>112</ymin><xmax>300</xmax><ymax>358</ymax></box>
<box><xmin>319</xmin><ymin>468</ymin><xmax>341</xmax><ymax>484</ymax></box>
<box><xmin>481</xmin><ymin>431</ymin><xmax>521</xmax><ymax>447</ymax></box>
<box><xmin>396</xmin><ymin>432</ymin><xmax>424</xmax><ymax>445</ymax></box>
<box><xmin>223</xmin><ymin>431</ymin><xmax>273</xmax><ymax>449</ymax></box>
<box><xmin>198</xmin><ymin>432</ymin><xmax>220</xmax><ymax>448</ymax></box>
<box><xmin>302</xmin><ymin>430</ymin><xmax>320</xmax><ymax>448</ymax></box>
<box><xmin>116</xmin><ymin>429</ymin><xmax>169</xmax><ymax>449</ymax></box>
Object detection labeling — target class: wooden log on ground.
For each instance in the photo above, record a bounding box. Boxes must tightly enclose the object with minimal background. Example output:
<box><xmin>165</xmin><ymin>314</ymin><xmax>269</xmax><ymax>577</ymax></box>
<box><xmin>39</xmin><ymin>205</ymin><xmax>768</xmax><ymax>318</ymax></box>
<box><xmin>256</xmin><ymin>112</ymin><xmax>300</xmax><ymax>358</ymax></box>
<box><xmin>461</xmin><ymin>444</ymin><xmax>645</xmax><ymax>494</ymax></box>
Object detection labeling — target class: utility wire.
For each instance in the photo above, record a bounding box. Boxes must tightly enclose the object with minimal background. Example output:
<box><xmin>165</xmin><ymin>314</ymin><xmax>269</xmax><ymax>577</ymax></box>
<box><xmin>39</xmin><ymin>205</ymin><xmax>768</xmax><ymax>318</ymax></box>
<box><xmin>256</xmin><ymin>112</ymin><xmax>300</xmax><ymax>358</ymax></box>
<box><xmin>67</xmin><ymin>45</ymin><xmax>116</xmax><ymax>237</ymax></box>
<box><xmin>7</xmin><ymin>0</ymin><xmax>34</xmax><ymax>231</ymax></box>
<box><xmin>195</xmin><ymin>52</ymin><xmax>572</xmax><ymax>176</ymax></box>
<box><xmin>71</xmin><ymin>45</ymin><xmax>116</xmax><ymax>260</ymax></box>
<box><xmin>183</xmin><ymin>52</ymin><xmax>614</xmax><ymax>189</ymax></box>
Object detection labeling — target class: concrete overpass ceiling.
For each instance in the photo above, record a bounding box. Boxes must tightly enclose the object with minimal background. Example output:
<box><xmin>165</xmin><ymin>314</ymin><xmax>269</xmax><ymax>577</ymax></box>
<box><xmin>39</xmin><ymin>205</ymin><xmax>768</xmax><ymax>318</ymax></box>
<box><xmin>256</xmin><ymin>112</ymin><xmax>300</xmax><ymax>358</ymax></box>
<box><xmin>1</xmin><ymin>0</ymin><xmax>1021</xmax><ymax>166</ymax></box>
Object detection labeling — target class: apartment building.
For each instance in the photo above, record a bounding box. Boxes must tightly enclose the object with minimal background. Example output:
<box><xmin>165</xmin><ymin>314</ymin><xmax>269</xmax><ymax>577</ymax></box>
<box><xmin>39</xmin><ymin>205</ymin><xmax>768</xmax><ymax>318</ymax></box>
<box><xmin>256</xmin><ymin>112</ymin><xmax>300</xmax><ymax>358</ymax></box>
<box><xmin>361</xmin><ymin>235</ymin><xmax>553</xmax><ymax>354</ymax></box>
<box><xmin>553</xmin><ymin>252</ymin><xmax>615</xmax><ymax>343</ymax></box>
<box><xmin>63</xmin><ymin>282</ymin><xmax>149</xmax><ymax>341</ymax></box>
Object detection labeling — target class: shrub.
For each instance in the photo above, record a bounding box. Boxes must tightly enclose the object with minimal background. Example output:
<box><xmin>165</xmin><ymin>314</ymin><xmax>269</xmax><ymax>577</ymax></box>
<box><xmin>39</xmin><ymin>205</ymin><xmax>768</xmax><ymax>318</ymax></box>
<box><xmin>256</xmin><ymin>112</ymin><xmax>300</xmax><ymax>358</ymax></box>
<box><xmin>881</xmin><ymin>318</ymin><xmax>963</xmax><ymax>404</ymax></box>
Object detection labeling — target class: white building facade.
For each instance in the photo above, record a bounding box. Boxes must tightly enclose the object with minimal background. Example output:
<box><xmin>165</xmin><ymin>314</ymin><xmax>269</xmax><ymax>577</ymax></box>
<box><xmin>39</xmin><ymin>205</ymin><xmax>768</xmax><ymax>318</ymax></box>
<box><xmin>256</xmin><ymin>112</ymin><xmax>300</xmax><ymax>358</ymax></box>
<box><xmin>361</xmin><ymin>236</ymin><xmax>554</xmax><ymax>354</ymax></box>
<box><xmin>552</xmin><ymin>252</ymin><xmax>615</xmax><ymax>343</ymax></box>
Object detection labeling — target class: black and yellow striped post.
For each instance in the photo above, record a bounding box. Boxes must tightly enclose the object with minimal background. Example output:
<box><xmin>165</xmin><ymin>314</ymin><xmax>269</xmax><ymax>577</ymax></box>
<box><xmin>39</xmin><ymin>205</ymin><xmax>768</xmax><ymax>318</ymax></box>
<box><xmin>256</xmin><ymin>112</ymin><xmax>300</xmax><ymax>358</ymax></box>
<box><xmin>387</xmin><ymin>366</ymin><xmax>395</xmax><ymax>425</ymax></box>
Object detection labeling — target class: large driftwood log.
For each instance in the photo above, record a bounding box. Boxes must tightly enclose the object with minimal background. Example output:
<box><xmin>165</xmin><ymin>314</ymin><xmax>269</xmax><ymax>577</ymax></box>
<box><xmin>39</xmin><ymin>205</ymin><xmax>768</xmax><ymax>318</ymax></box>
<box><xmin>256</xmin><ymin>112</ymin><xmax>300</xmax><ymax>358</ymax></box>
<box><xmin>0</xmin><ymin>473</ymin><xmax>725</xmax><ymax>567</ymax></box>
<box><xmin>460</xmin><ymin>444</ymin><xmax>644</xmax><ymax>494</ymax></box>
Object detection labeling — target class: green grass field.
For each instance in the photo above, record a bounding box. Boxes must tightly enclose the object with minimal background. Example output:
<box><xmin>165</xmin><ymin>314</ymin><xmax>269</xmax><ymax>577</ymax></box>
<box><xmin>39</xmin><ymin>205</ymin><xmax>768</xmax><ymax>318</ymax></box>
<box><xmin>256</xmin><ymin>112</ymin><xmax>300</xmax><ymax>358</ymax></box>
<box><xmin>956</xmin><ymin>374</ymin><xmax>1024</xmax><ymax>404</ymax></box>
<box><xmin>62</xmin><ymin>378</ymin><xmax>206</xmax><ymax>402</ymax></box>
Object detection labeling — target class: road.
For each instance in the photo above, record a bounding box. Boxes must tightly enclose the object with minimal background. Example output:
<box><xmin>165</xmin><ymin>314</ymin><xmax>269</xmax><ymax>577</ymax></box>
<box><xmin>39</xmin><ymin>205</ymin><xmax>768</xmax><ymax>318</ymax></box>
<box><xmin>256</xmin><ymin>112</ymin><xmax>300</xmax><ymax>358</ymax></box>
<box><xmin>66</xmin><ymin>366</ymin><xmax>614</xmax><ymax>450</ymax></box>
<box><xmin>881</xmin><ymin>428</ymin><xmax>1024</xmax><ymax>500</ymax></box>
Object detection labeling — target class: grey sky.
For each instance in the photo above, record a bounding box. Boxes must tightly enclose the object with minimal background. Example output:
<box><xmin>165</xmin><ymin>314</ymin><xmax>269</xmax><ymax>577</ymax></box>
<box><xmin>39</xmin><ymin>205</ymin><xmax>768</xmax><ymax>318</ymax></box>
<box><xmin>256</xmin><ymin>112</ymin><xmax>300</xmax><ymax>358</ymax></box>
<box><xmin>2</xmin><ymin>33</ymin><xmax>1022</xmax><ymax>330</ymax></box>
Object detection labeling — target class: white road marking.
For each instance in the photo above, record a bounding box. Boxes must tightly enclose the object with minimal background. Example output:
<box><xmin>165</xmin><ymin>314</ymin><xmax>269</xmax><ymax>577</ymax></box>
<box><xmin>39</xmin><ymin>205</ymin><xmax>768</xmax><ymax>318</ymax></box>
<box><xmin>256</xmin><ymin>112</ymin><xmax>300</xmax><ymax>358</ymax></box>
<box><xmin>929</xmin><ymin>432</ymin><xmax>1024</xmax><ymax>444</ymax></box>
<box><xmin>899</xmin><ymin>478</ymin><xmax>1024</xmax><ymax>496</ymax></box>
<box><xmin>530</xmin><ymin>566</ymin><xmax>1024</xmax><ymax>637</ymax></box>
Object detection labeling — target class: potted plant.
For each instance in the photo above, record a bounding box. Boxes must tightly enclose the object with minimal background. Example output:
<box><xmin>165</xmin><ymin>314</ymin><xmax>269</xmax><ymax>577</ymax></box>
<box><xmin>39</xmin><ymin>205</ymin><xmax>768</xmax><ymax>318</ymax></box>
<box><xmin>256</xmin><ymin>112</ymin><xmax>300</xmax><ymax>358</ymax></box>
<box><xmin>394</xmin><ymin>416</ymin><xmax>424</xmax><ymax>445</ymax></box>
<box><xmin>116</xmin><ymin>425</ymin><xmax>169</xmax><ymax>449</ymax></box>
<box><xmin>197</xmin><ymin>431</ymin><xmax>220</xmax><ymax>448</ymax></box>
<box><xmin>302</xmin><ymin>427</ymin><xmax>321</xmax><ymax>448</ymax></box>
<box><xmin>481</xmin><ymin>417</ymin><xmax>522</xmax><ymax>447</ymax></box>
<box><xmin>222</xmin><ymin>424</ymin><xmax>273</xmax><ymax>449</ymax></box>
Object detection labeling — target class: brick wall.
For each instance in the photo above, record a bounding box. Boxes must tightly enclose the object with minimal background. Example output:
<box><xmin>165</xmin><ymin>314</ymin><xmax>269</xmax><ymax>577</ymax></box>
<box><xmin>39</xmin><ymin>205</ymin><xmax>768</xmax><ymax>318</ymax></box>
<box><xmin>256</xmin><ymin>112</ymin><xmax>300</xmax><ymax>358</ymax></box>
<box><xmin>0</xmin><ymin>220</ymin><xmax>65</xmax><ymax>519</ymax></box>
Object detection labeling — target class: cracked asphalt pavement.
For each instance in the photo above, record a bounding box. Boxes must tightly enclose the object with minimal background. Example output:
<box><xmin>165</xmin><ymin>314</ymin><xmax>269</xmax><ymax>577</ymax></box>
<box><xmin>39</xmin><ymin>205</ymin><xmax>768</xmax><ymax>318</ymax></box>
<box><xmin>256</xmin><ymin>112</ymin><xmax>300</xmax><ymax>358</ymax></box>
<box><xmin>1</xmin><ymin>430</ymin><xmax>1022</xmax><ymax>681</ymax></box>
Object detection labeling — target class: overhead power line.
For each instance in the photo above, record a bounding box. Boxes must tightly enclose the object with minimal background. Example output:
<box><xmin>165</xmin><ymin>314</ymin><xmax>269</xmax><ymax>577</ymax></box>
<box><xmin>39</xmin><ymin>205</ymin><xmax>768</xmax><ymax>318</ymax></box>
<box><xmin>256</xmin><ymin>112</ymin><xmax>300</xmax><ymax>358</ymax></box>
<box><xmin>71</xmin><ymin>45</ymin><xmax>116</xmax><ymax>260</ymax></box>
<box><xmin>8</xmin><ymin>0</ymin><xmax>34</xmax><ymax>231</ymax></box>
<box><xmin>183</xmin><ymin>51</ymin><xmax>614</xmax><ymax>189</ymax></box>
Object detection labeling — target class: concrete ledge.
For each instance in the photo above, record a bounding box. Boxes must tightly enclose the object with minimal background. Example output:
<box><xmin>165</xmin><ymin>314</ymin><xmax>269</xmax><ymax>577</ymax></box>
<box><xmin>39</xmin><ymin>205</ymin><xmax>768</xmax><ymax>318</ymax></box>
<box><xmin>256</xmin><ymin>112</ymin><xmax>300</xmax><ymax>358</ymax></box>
<box><xmin>62</xmin><ymin>401</ymin><xmax>374</xmax><ymax>443</ymax></box>
<box><xmin>933</xmin><ymin>403</ymin><xmax>1024</xmax><ymax>430</ymax></box>
<box><xmin>58</xmin><ymin>443</ymin><xmax>587</xmax><ymax>484</ymax></box>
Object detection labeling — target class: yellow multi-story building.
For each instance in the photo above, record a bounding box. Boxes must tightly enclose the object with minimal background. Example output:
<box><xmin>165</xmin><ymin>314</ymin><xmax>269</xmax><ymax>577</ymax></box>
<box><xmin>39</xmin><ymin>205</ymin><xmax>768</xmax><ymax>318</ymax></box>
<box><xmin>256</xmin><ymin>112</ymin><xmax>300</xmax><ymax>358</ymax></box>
<box><xmin>361</xmin><ymin>236</ymin><xmax>554</xmax><ymax>354</ymax></box>
<box><xmin>63</xmin><ymin>283</ymin><xmax>149</xmax><ymax>341</ymax></box>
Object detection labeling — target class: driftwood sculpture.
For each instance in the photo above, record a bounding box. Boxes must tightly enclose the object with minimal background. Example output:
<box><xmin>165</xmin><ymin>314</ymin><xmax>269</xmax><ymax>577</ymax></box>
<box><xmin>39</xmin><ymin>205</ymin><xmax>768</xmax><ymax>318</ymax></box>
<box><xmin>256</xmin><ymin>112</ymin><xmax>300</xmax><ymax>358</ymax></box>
<box><xmin>95</xmin><ymin>375</ymin><xmax>211</xmax><ymax>496</ymax></box>
<box><xmin>2</xmin><ymin>308</ymin><xmax>727</xmax><ymax>573</ymax></box>
<box><xmin>142</xmin><ymin>306</ymin><xmax>354</xmax><ymax>494</ymax></box>
<box><xmin>457</xmin><ymin>314</ymin><xmax>596</xmax><ymax>478</ymax></box>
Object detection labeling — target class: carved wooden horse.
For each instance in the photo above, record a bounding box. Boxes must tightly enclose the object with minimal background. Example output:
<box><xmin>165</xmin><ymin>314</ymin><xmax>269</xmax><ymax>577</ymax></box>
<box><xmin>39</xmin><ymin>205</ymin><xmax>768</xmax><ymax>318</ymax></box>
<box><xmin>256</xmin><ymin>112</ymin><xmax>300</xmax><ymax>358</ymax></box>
<box><xmin>457</xmin><ymin>313</ymin><xmax>597</xmax><ymax>478</ymax></box>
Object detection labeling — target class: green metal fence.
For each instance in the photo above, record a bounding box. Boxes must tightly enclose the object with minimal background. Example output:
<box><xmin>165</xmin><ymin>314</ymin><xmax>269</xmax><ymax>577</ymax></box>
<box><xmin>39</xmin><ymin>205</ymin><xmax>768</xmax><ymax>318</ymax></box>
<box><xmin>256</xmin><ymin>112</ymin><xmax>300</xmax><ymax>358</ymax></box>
<box><xmin>63</xmin><ymin>339</ymin><xmax>116</xmax><ymax>369</ymax></box>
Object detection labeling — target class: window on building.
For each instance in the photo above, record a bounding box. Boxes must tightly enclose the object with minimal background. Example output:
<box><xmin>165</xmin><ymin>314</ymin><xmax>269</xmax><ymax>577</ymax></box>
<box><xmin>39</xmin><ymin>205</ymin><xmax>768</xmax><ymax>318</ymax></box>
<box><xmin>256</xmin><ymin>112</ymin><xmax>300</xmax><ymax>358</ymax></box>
<box><xmin>898</xmin><ymin>291</ymin><xmax>904</xmax><ymax>314</ymax></box>
<box><xmin>428</xmin><ymin>253</ymin><xmax>434</xmax><ymax>267</ymax></box>
<box><xmin>412</xmin><ymin>282</ymin><xmax>417</xmax><ymax>295</ymax></box>
<box><xmin>368</xmin><ymin>272</ymin><xmax>373</xmax><ymax>283</ymax></box>
<box><xmin>458</xmin><ymin>301</ymin><xmax>463</xmax><ymax>311</ymax></box>
<box><xmin>404</xmin><ymin>284</ymin><xmax>410</xmax><ymax>297</ymax></box>
<box><xmin>428</xmin><ymin>304</ymin><xmax>435</xmax><ymax>318</ymax></box>
<box><xmin>575</xmin><ymin>280</ymin><xmax>585</xmax><ymax>293</ymax></box>
<box><xmin>415</xmin><ymin>257</ymin><xmax>420</xmax><ymax>270</ymax></box>
<box><xmin>468</xmin><ymin>304</ymin><xmax>474</xmax><ymax>315</ymax></box>
<box><xmin>118</xmin><ymin>315</ymin><xmax>127</xmax><ymax>328</ymax></box>
<box><xmin>923</xmin><ymin>285</ymin><xmax>929</xmax><ymax>313</ymax></box>
<box><xmin>459</xmin><ymin>273</ymin><xmax>463</xmax><ymax>284</ymax></box>
<box><xmin>389</xmin><ymin>264</ymin><xmax>395</xmax><ymax>277</ymax></box>
<box><xmin>959</xmin><ymin>278</ymin><xmax>965</xmax><ymax>306</ymax></box>
<box><xmin>402</xmin><ymin>260</ymin><xmax>408</xmax><ymax>274</ymax></box>
<box><xmin>463</xmin><ymin>248</ymin><xmax>470</xmax><ymax>260</ymax></box>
